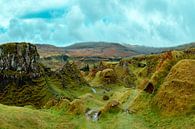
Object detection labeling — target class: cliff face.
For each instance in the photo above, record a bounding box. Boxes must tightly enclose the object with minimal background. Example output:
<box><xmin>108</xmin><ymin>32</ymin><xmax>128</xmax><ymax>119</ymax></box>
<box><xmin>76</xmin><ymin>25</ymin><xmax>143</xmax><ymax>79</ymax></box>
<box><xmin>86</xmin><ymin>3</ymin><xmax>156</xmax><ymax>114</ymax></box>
<box><xmin>0</xmin><ymin>43</ymin><xmax>48</xmax><ymax>107</ymax></box>
<box><xmin>0</xmin><ymin>43</ymin><xmax>43</xmax><ymax>91</ymax></box>
<box><xmin>0</xmin><ymin>43</ymin><xmax>41</xmax><ymax>73</ymax></box>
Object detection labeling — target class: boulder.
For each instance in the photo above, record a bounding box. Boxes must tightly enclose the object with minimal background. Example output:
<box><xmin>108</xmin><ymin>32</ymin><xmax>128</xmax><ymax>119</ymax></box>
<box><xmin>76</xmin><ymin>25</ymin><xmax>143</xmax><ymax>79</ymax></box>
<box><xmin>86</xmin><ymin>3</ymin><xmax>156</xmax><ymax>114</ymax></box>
<box><xmin>85</xmin><ymin>108</ymin><xmax>101</xmax><ymax>121</ymax></box>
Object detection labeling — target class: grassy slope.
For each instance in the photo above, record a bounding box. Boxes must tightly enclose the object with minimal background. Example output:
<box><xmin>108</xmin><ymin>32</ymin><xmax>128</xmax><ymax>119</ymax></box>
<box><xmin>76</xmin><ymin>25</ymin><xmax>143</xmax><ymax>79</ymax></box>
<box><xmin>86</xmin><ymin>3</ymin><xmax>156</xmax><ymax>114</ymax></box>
<box><xmin>1</xmin><ymin>49</ymin><xmax>195</xmax><ymax>129</ymax></box>
<box><xmin>0</xmin><ymin>103</ymin><xmax>149</xmax><ymax>129</ymax></box>
<box><xmin>0</xmin><ymin>104</ymin><xmax>74</xmax><ymax>129</ymax></box>
<box><xmin>127</xmin><ymin>50</ymin><xmax>195</xmax><ymax>129</ymax></box>
<box><xmin>0</xmin><ymin>87</ymin><xmax>151</xmax><ymax>129</ymax></box>
<box><xmin>0</xmin><ymin>86</ymin><xmax>194</xmax><ymax>129</ymax></box>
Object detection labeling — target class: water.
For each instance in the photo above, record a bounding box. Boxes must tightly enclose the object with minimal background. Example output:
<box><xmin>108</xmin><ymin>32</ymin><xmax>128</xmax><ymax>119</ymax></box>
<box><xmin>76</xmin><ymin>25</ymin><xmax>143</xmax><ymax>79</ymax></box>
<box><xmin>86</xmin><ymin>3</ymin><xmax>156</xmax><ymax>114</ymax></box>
<box><xmin>91</xmin><ymin>88</ymin><xmax>97</xmax><ymax>93</ymax></box>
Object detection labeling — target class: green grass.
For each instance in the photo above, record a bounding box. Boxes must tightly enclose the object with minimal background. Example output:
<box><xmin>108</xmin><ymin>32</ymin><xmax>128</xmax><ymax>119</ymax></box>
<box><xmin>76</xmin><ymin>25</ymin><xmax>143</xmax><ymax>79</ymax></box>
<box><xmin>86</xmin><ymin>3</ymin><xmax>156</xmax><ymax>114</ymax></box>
<box><xmin>137</xmin><ymin>108</ymin><xmax>195</xmax><ymax>129</ymax></box>
<box><xmin>0</xmin><ymin>85</ymin><xmax>194</xmax><ymax>129</ymax></box>
<box><xmin>0</xmin><ymin>104</ymin><xmax>74</xmax><ymax>129</ymax></box>
<box><xmin>61</xmin><ymin>111</ymin><xmax>150</xmax><ymax>129</ymax></box>
<box><xmin>1</xmin><ymin>48</ymin><xmax>195</xmax><ymax>129</ymax></box>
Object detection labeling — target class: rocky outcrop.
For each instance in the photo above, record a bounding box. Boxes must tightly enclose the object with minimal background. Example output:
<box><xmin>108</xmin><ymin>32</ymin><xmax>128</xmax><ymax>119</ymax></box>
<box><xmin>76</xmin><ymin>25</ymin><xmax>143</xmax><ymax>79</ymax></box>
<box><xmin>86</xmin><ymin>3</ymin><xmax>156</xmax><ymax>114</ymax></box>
<box><xmin>0</xmin><ymin>43</ymin><xmax>40</xmax><ymax>73</ymax></box>
<box><xmin>0</xmin><ymin>43</ymin><xmax>43</xmax><ymax>91</ymax></box>
<box><xmin>0</xmin><ymin>43</ymin><xmax>48</xmax><ymax>107</ymax></box>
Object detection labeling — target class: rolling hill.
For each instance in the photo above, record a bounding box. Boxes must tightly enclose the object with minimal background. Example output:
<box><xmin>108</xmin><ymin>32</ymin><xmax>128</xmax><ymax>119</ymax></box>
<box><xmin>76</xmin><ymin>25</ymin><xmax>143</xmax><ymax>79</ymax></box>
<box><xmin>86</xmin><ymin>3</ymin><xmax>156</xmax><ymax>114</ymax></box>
<box><xmin>123</xmin><ymin>42</ymin><xmax>195</xmax><ymax>54</ymax></box>
<box><xmin>64</xmin><ymin>42</ymin><xmax>138</xmax><ymax>57</ymax></box>
<box><xmin>36</xmin><ymin>42</ymin><xmax>138</xmax><ymax>58</ymax></box>
<box><xmin>36</xmin><ymin>42</ymin><xmax>195</xmax><ymax>58</ymax></box>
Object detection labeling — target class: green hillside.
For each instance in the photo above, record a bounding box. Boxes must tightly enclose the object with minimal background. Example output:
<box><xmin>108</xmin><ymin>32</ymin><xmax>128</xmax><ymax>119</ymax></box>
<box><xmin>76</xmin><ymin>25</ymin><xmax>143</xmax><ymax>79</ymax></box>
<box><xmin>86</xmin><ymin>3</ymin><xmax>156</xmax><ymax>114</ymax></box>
<box><xmin>0</xmin><ymin>42</ymin><xmax>195</xmax><ymax>129</ymax></box>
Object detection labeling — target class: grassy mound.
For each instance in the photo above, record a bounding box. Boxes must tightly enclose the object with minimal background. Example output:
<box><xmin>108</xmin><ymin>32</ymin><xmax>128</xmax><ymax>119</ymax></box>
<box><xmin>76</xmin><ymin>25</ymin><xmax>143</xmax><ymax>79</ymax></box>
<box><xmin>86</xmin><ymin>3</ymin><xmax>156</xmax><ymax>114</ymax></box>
<box><xmin>60</xmin><ymin>62</ymin><xmax>88</xmax><ymax>87</ymax></box>
<box><xmin>115</xmin><ymin>61</ymin><xmax>136</xmax><ymax>87</ymax></box>
<box><xmin>89</xmin><ymin>68</ymin><xmax>117</xmax><ymax>86</ymax></box>
<box><xmin>153</xmin><ymin>59</ymin><xmax>195</xmax><ymax>116</ymax></box>
<box><xmin>87</xmin><ymin>60</ymin><xmax>136</xmax><ymax>87</ymax></box>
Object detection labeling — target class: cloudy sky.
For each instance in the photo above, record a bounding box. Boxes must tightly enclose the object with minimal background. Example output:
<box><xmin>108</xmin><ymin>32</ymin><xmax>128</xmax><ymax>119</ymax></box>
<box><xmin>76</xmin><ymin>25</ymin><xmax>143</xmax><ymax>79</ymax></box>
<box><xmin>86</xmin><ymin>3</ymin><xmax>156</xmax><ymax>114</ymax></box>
<box><xmin>0</xmin><ymin>0</ymin><xmax>195</xmax><ymax>47</ymax></box>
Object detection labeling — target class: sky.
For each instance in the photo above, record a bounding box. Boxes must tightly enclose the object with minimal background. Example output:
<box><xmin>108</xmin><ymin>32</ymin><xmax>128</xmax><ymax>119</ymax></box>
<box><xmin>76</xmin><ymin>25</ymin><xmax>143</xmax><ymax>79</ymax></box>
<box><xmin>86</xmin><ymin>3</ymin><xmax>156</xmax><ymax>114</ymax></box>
<box><xmin>0</xmin><ymin>0</ymin><xmax>195</xmax><ymax>47</ymax></box>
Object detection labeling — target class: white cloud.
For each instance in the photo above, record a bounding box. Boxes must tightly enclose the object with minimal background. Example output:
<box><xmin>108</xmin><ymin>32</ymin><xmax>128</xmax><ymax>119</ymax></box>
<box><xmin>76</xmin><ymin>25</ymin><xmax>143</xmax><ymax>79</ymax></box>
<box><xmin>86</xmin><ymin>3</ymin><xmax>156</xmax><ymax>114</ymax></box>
<box><xmin>0</xmin><ymin>0</ymin><xmax>69</xmax><ymax>27</ymax></box>
<box><xmin>0</xmin><ymin>0</ymin><xmax>195</xmax><ymax>47</ymax></box>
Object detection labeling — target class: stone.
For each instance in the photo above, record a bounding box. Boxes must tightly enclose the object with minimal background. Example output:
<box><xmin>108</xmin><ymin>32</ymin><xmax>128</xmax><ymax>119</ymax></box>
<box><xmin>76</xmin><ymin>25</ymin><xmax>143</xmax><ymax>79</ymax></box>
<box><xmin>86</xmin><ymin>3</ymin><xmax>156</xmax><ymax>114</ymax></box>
<box><xmin>85</xmin><ymin>109</ymin><xmax>101</xmax><ymax>121</ymax></box>
<box><xmin>103</xmin><ymin>95</ymin><xmax>109</xmax><ymax>100</ymax></box>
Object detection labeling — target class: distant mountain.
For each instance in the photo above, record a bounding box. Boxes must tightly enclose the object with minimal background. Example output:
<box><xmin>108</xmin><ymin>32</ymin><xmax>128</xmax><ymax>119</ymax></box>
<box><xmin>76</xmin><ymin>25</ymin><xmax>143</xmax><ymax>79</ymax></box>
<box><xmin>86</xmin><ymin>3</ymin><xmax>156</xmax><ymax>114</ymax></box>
<box><xmin>65</xmin><ymin>42</ymin><xmax>128</xmax><ymax>49</ymax></box>
<box><xmin>168</xmin><ymin>42</ymin><xmax>195</xmax><ymax>50</ymax></box>
<box><xmin>36</xmin><ymin>42</ymin><xmax>195</xmax><ymax>58</ymax></box>
<box><xmin>64</xmin><ymin>42</ymin><xmax>138</xmax><ymax>57</ymax></box>
<box><xmin>123</xmin><ymin>44</ymin><xmax>164</xmax><ymax>54</ymax></box>
<box><xmin>123</xmin><ymin>42</ymin><xmax>195</xmax><ymax>54</ymax></box>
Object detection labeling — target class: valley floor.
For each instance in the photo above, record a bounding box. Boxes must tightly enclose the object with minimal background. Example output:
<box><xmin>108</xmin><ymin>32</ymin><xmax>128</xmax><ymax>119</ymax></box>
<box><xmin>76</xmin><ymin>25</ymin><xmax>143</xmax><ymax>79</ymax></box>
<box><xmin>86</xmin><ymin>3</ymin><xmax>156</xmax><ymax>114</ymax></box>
<box><xmin>0</xmin><ymin>87</ymin><xmax>194</xmax><ymax>129</ymax></box>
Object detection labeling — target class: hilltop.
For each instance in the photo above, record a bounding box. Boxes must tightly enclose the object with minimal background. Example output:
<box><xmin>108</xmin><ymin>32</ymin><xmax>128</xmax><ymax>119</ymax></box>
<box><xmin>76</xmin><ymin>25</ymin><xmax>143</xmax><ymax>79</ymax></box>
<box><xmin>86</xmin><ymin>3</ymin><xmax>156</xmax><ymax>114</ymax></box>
<box><xmin>123</xmin><ymin>42</ymin><xmax>195</xmax><ymax>54</ymax></box>
<box><xmin>64</xmin><ymin>42</ymin><xmax>138</xmax><ymax>57</ymax></box>
<box><xmin>36</xmin><ymin>42</ymin><xmax>138</xmax><ymax>58</ymax></box>
<box><xmin>36</xmin><ymin>42</ymin><xmax>195</xmax><ymax>58</ymax></box>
